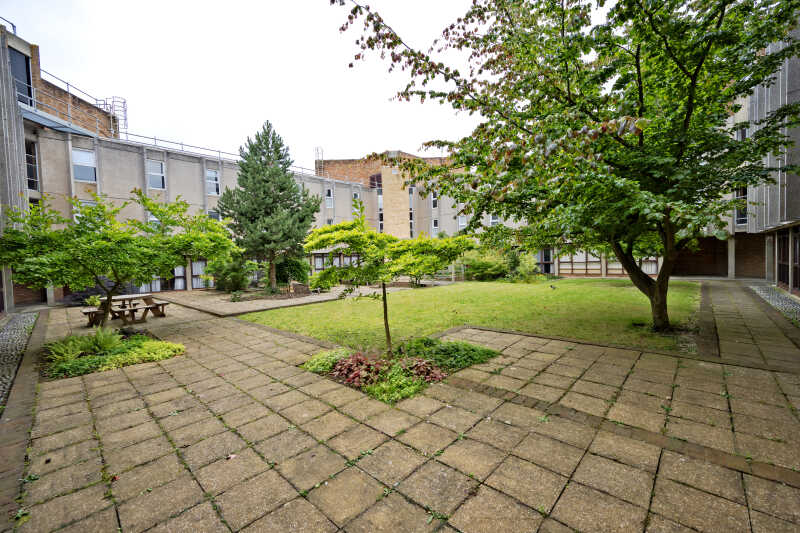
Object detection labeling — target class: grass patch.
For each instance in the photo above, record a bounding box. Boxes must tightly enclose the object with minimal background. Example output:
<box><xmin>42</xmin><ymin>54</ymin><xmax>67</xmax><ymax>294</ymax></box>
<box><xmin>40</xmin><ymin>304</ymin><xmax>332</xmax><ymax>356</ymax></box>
<box><xmin>242</xmin><ymin>279</ymin><xmax>700</xmax><ymax>352</ymax></box>
<box><xmin>44</xmin><ymin>328</ymin><xmax>185</xmax><ymax>378</ymax></box>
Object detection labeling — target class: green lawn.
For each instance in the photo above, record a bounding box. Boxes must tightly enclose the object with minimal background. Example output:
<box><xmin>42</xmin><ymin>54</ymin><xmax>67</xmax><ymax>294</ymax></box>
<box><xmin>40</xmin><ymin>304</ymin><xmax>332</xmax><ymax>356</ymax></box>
<box><xmin>241</xmin><ymin>278</ymin><xmax>700</xmax><ymax>353</ymax></box>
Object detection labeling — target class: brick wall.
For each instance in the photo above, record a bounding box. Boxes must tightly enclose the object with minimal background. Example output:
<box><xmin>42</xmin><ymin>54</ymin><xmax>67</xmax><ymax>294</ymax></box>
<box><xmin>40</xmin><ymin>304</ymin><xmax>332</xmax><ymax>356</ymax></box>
<box><xmin>29</xmin><ymin>45</ymin><xmax>118</xmax><ymax>138</ymax></box>
<box><xmin>673</xmin><ymin>237</ymin><xmax>728</xmax><ymax>277</ymax></box>
<box><xmin>734</xmin><ymin>233</ymin><xmax>766</xmax><ymax>278</ymax></box>
<box><xmin>12</xmin><ymin>283</ymin><xmax>45</xmax><ymax>305</ymax></box>
<box><xmin>316</xmin><ymin>152</ymin><xmax>449</xmax><ymax>186</ymax></box>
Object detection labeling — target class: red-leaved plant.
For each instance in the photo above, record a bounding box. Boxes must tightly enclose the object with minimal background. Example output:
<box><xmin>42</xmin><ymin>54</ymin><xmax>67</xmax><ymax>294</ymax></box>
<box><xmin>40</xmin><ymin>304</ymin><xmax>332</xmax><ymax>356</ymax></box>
<box><xmin>330</xmin><ymin>353</ymin><xmax>386</xmax><ymax>388</ymax></box>
<box><xmin>402</xmin><ymin>358</ymin><xmax>447</xmax><ymax>383</ymax></box>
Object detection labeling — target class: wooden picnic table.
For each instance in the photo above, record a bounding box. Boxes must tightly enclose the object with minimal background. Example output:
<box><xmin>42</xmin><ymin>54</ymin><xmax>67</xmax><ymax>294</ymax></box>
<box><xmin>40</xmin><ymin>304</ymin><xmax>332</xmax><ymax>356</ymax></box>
<box><xmin>96</xmin><ymin>293</ymin><xmax>170</xmax><ymax>325</ymax></box>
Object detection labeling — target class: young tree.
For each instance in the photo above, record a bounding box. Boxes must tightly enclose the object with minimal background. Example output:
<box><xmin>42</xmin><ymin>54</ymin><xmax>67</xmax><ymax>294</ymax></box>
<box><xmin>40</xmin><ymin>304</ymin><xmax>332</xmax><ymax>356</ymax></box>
<box><xmin>218</xmin><ymin>121</ymin><xmax>320</xmax><ymax>290</ymax></box>
<box><xmin>0</xmin><ymin>192</ymin><xmax>234</xmax><ymax>325</ymax></box>
<box><xmin>305</xmin><ymin>200</ymin><xmax>473</xmax><ymax>353</ymax></box>
<box><xmin>333</xmin><ymin>0</ymin><xmax>800</xmax><ymax>330</ymax></box>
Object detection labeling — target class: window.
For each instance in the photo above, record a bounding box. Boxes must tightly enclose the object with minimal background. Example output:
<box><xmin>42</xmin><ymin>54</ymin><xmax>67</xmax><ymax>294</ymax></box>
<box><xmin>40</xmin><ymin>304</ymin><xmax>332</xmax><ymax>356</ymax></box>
<box><xmin>735</xmin><ymin>187</ymin><xmax>748</xmax><ymax>225</ymax></box>
<box><xmin>409</xmin><ymin>221</ymin><xmax>414</xmax><ymax>238</ymax></box>
<box><xmin>72</xmin><ymin>148</ymin><xmax>97</xmax><ymax>182</ymax></box>
<box><xmin>431</xmin><ymin>190</ymin><xmax>438</xmax><ymax>209</ymax></box>
<box><xmin>332</xmin><ymin>256</ymin><xmax>340</xmax><ymax>267</ymax></box>
<box><xmin>9</xmin><ymin>48</ymin><xmax>31</xmax><ymax>105</ymax></box>
<box><xmin>192</xmin><ymin>260</ymin><xmax>213</xmax><ymax>288</ymax></box>
<box><xmin>325</xmin><ymin>188</ymin><xmax>334</xmax><ymax>208</ymax></box>
<box><xmin>73</xmin><ymin>200</ymin><xmax>97</xmax><ymax>221</ymax></box>
<box><xmin>28</xmin><ymin>198</ymin><xmax>39</xmax><ymax>210</ymax></box>
<box><xmin>343</xmin><ymin>255</ymin><xmax>352</xmax><ymax>266</ymax></box>
<box><xmin>736</xmin><ymin>127</ymin><xmax>748</xmax><ymax>142</ymax></box>
<box><xmin>314</xmin><ymin>255</ymin><xmax>324</xmax><ymax>270</ymax></box>
<box><xmin>326</xmin><ymin>218</ymin><xmax>334</xmax><ymax>225</ymax></box>
<box><xmin>25</xmin><ymin>141</ymin><xmax>38</xmax><ymax>191</ymax></box>
<box><xmin>207</xmin><ymin>210</ymin><xmax>220</xmax><ymax>220</ymax></box>
<box><xmin>409</xmin><ymin>187</ymin><xmax>415</xmax><ymax>209</ymax></box>
<box><xmin>147</xmin><ymin>211</ymin><xmax>159</xmax><ymax>223</ymax></box>
<box><xmin>458</xmin><ymin>215</ymin><xmax>467</xmax><ymax>230</ymax></box>
<box><xmin>206</xmin><ymin>169</ymin><xmax>220</xmax><ymax>195</ymax></box>
<box><xmin>353</xmin><ymin>191</ymin><xmax>360</xmax><ymax>200</ymax></box>
<box><xmin>379</xmin><ymin>212</ymin><xmax>384</xmax><ymax>232</ymax></box>
<box><xmin>146</xmin><ymin>160</ymin><xmax>165</xmax><ymax>189</ymax></box>
<box><xmin>490</xmin><ymin>214</ymin><xmax>500</xmax><ymax>227</ymax></box>
<box><xmin>377</xmin><ymin>187</ymin><xmax>383</xmax><ymax>211</ymax></box>
<box><xmin>432</xmin><ymin>219</ymin><xmax>439</xmax><ymax>236</ymax></box>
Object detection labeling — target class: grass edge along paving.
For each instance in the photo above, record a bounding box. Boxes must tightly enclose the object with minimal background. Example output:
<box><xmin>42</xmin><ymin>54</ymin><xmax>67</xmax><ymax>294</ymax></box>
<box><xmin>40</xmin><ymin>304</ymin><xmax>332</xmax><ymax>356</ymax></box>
<box><xmin>242</xmin><ymin>279</ymin><xmax>700</xmax><ymax>353</ymax></box>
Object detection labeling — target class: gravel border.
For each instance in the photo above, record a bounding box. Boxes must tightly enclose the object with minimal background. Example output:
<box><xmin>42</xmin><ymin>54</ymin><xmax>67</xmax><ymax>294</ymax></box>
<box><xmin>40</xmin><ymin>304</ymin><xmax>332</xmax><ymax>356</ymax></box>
<box><xmin>750</xmin><ymin>285</ymin><xmax>800</xmax><ymax>323</ymax></box>
<box><xmin>0</xmin><ymin>313</ymin><xmax>37</xmax><ymax>407</ymax></box>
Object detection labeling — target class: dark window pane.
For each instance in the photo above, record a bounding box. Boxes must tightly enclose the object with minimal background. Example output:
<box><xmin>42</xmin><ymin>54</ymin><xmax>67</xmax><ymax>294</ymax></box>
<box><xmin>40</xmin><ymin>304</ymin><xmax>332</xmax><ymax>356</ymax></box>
<box><xmin>73</xmin><ymin>164</ymin><xmax>97</xmax><ymax>182</ymax></box>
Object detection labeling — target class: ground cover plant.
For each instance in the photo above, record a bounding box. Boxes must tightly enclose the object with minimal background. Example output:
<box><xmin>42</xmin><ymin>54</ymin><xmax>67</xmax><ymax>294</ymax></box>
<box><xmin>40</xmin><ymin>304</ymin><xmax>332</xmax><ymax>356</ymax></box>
<box><xmin>243</xmin><ymin>278</ymin><xmax>699</xmax><ymax>352</ymax></box>
<box><xmin>44</xmin><ymin>328</ymin><xmax>185</xmax><ymax>378</ymax></box>
<box><xmin>302</xmin><ymin>338</ymin><xmax>496</xmax><ymax>403</ymax></box>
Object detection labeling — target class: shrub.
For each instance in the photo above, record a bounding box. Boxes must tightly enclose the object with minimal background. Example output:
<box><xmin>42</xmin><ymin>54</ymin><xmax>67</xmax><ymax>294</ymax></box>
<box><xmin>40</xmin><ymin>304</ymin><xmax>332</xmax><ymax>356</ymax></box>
<box><xmin>84</xmin><ymin>294</ymin><xmax>102</xmax><ymax>307</ymax></box>
<box><xmin>302</xmin><ymin>348</ymin><xmax>352</xmax><ymax>374</ymax></box>
<box><xmin>516</xmin><ymin>252</ymin><xmax>541</xmax><ymax>280</ymax></box>
<box><xmin>330</xmin><ymin>353</ymin><xmax>386</xmax><ymax>388</ymax></box>
<box><xmin>363</xmin><ymin>363</ymin><xmax>426</xmax><ymax>404</ymax></box>
<box><xmin>205</xmin><ymin>253</ymin><xmax>258</xmax><ymax>292</ymax></box>
<box><xmin>462</xmin><ymin>249</ymin><xmax>509</xmax><ymax>281</ymax></box>
<box><xmin>401</xmin><ymin>337</ymin><xmax>497</xmax><ymax>372</ymax></box>
<box><xmin>45</xmin><ymin>329</ymin><xmax>184</xmax><ymax>378</ymax></box>
<box><xmin>276</xmin><ymin>257</ymin><xmax>310</xmax><ymax>284</ymax></box>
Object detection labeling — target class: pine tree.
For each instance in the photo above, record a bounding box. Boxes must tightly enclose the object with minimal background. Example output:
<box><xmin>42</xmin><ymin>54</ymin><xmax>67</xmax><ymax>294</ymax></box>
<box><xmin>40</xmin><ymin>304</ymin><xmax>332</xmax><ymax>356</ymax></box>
<box><xmin>218</xmin><ymin>122</ymin><xmax>320</xmax><ymax>290</ymax></box>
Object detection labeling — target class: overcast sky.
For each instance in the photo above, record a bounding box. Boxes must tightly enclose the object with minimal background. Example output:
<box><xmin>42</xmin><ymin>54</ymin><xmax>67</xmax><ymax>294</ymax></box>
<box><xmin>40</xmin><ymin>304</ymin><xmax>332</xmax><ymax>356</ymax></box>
<box><xmin>1</xmin><ymin>0</ymin><xmax>479</xmax><ymax>169</ymax></box>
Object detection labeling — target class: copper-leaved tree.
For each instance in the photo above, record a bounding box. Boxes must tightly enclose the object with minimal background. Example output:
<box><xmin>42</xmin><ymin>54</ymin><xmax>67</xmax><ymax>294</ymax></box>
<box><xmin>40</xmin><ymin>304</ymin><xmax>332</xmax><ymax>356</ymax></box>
<box><xmin>332</xmin><ymin>0</ymin><xmax>800</xmax><ymax>330</ymax></box>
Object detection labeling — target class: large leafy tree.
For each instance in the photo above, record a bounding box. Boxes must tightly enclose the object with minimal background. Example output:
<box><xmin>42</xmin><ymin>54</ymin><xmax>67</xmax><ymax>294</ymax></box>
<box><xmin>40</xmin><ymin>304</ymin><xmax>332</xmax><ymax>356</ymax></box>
<box><xmin>0</xmin><ymin>192</ymin><xmax>234</xmax><ymax>325</ymax></box>
<box><xmin>218</xmin><ymin>121</ymin><xmax>320</xmax><ymax>290</ymax></box>
<box><xmin>334</xmin><ymin>0</ymin><xmax>800</xmax><ymax>330</ymax></box>
<box><xmin>305</xmin><ymin>200</ymin><xmax>473</xmax><ymax>353</ymax></box>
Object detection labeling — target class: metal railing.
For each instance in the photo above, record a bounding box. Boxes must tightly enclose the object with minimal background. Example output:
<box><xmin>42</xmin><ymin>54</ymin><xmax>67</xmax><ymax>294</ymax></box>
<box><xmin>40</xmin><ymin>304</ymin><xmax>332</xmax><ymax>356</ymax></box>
<box><xmin>15</xmin><ymin>76</ymin><xmax>118</xmax><ymax>136</ymax></box>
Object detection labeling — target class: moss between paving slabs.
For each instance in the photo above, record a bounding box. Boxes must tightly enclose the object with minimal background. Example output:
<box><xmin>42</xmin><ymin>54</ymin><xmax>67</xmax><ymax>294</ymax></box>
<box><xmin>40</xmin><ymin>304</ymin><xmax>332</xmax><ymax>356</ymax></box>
<box><xmin>242</xmin><ymin>279</ymin><xmax>700</xmax><ymax>353</ymax></box>
<box><xmin>303</xmin><ymin>338</ymin><xmax>497</xmax><ymax>404</ymax></box>
<box><xmin>44</xmin><ymin>327</ymin><xmax>185</xmax><ymax>378</ymax></box>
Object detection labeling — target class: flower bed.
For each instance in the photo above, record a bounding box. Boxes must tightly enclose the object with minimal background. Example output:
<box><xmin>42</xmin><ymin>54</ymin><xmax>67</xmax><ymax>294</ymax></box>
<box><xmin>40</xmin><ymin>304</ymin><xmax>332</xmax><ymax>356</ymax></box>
<box><xmin>302</xmin><ymin>338</ymin><xmax>496</xmax><ymax>404</ymax></box>
<box><xmin>44</xmin><ymin>328</ymin><xmax>185</xmax><ymax>378</ymax></box>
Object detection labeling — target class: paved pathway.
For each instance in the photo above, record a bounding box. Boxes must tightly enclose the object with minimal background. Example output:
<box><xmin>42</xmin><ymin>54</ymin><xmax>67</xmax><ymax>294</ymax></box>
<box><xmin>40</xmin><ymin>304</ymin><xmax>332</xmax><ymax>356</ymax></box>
<box><xmin>708</xmin><ymin>281</ymin><xmax>800</xmax><ymax>371</ymax></box>
<box><xmin>156</xmin><ymin>285</ymin><xmax>409</xmax><ymax>317</ymax></box>
<box><xmin>10</xmin><ymin>298</ymin><xmax>800</xmax><ymax>533</ymax></box>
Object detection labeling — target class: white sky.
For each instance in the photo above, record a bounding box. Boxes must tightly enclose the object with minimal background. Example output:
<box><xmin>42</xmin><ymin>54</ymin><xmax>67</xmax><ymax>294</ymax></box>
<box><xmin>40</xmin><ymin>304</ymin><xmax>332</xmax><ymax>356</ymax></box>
<box><xmin>0</xmin><ymin>0</ymin><xmax>477</xmax><ymax>169</ymax></box>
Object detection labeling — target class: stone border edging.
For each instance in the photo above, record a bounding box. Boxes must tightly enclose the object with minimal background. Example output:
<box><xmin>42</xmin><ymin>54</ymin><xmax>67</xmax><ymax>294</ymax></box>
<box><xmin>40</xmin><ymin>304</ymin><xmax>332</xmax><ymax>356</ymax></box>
<box><xmin>0</xmin><ymin>310</ymin><xmax>48</xmax><ymax>530</ymax></box>
<box><xmin>445</xmin><ymin>374</ymin><xmax>800</xmax><ymax>490</ymax></box>
<box><xmin>696</xmin><ymin>283</ymin><xmax>720</xmax><ymax>358</ymax></box>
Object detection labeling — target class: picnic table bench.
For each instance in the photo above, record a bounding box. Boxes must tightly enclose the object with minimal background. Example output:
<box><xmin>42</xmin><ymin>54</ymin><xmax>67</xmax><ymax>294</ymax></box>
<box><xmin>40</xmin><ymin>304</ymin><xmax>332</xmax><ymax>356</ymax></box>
<box><xmin>81</xmin><ymin>294</ymin><xmax>170</xmax><ymax>327</ymax></box>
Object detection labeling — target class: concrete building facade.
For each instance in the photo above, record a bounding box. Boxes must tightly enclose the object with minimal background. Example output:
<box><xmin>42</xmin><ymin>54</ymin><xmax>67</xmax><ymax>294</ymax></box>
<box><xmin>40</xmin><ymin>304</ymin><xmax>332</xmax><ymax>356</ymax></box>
<box><xmin>0</xmin><ymin>26</ymin><xmax>373</xmax><ymax>312</ymax></box>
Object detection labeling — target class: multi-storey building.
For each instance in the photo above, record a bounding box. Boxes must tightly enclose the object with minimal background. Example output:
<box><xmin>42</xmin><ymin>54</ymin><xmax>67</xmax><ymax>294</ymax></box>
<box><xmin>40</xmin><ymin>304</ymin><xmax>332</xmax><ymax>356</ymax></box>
<box><xmin>0</xmin><ymin>25</ymin><xmax>373</xmax><ymax>313</ymax></box>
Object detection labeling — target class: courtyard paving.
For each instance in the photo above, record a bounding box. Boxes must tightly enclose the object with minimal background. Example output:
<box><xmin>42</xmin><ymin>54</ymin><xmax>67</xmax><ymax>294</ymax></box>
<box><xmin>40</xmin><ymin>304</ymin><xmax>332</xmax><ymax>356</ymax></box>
<box><xmin>9</xmin><ymin>281</ymin><xmax>800</xmax><ymax>532</ymax></box>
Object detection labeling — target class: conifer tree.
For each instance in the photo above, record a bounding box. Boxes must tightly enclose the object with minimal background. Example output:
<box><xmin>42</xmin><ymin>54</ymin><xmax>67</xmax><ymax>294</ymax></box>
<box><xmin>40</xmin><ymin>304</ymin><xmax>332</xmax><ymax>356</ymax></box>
<box><xmin>218</xmin><ymin>122</ymin><xmax>320</xmax><ymax>289</ymax></box>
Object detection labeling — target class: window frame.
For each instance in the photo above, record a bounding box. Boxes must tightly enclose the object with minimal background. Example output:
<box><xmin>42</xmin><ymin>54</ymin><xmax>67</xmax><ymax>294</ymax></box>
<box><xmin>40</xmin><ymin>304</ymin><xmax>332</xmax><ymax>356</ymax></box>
<box><xmin>207</xmin><ymin>210</ymin><xmax>220</xmax><ymax>221</ymax></box>
<box><xmin>206</xmin><ymin>168</ymin><xmax>220</xmax><ymax>196</ymax></box>
<box><xmin>325</xmin><ymin>188</ymin><xmax>334</xmax><ymax>208</ymax></box>
<box><xmin>146</xmin><ymin>159</ymin><xmax>166</xmax><ymax>190</ymax></box>
<box><xmin>72</xmin><ymin>148</ymin><xmax>97</xmax><ymax>183</ymax></box>
<box><xmin>458</xmin><ymin>215</ymin><xmax>467</xmax><ymax>230</ymax></box>
<box><xmin>734</xmin><ymin>187</ymin><xmax>748</xmax><ymax>225</ymax></box>
<box><xmin>431</xmin><ymin>190</ymin><xmax>438</xmax><ymax>209</ymax></box>
<box><xmin>25</xmin><ymin>140</ymin><xmax>39</xmax><ymax>191</ymax></box>
<box><xmin>489</xmin><ymin>214</ymin><xmax>500</xmax><ymax>227</ymax></box>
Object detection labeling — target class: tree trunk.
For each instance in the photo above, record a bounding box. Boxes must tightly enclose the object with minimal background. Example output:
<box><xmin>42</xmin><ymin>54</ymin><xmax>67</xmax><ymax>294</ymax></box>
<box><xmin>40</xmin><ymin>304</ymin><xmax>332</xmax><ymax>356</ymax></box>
<box><xmin>610</xmin><ymin>241</ymin><xmax>674</xmax><ymax>332</ymax></box>
<box><xmin>100</xmin><ymin>287</ymin><xmax>114</xmax><ymax>327</ymax></box>
<box><xmin>650</xmin><ymin>279</ymin><xmax>670</xmax><ymax>331</ymax></box>
<box><xmin>382</xmin><ymin>281</ymin><xmax>392</xmax><ymax>355</ymax></box>
<box><xmin>269</xmin><ymin>257</ymin><xmax>277</xmax><ymax>291</ymax></box>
